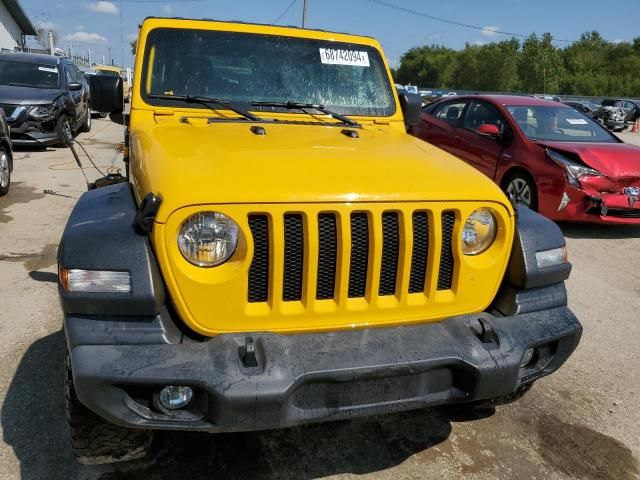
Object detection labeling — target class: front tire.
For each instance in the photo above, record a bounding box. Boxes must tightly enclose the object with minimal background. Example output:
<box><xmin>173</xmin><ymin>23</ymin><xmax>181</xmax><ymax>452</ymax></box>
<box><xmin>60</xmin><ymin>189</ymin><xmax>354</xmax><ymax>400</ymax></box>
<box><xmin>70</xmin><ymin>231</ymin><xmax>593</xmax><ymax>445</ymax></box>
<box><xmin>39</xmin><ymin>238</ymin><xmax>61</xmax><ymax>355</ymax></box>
<box><xmin>65</xmin><ymin>352</ymin><xmax>152</xmax><ymax>465</ymax></box>
<box><xmin>503</xmin><ymin>171</ymin><xmax>538</xmax><ymax>211</ymax></box>
<box><xmin>0</xmin><ymin>147</ymin><xmax>11</xmax><ymax>197</ymax></box>
<box><xmin>55</xmin><ymin>114</ymin><xmax>72</xmax><ymax>148</ymax></box>
<box><xmin>80</xmin><ymin>105</ymin><xmax>92</xmax><ymax>133</ymax></box>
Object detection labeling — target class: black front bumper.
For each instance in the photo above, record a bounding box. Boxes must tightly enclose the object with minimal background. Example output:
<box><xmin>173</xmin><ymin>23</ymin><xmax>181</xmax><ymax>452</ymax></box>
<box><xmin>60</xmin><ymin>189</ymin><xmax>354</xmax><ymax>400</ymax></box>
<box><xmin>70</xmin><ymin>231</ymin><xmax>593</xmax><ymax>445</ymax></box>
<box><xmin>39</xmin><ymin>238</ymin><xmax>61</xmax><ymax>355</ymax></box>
<box><xmin>66</xmin><ymin>306</ymin><xmax>581</xmax><ymax>433</ymax></box>
<box><xmin>8</xmin><ymin>119</ymin><xmax>58</xmax><ymax>146</ymax></box>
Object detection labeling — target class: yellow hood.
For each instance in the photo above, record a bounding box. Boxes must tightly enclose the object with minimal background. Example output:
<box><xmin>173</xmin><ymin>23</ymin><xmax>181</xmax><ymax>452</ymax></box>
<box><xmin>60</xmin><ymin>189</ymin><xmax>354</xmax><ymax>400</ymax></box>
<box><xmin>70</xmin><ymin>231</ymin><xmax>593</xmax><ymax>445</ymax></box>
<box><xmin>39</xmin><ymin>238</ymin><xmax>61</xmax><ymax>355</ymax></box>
<box><xmin>130</xmin><ymin>118</ymin><xmax>511</xmax><ymax>222</ymax></box>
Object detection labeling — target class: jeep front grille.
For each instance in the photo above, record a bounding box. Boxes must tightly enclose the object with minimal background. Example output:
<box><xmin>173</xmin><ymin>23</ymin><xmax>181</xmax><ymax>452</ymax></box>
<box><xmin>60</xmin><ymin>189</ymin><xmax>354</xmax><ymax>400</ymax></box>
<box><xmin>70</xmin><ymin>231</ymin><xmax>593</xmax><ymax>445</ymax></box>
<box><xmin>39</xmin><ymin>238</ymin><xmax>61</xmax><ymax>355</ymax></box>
<box><xmin>247</xmin><ymin>209</ymin><xmax>457</xmax><ymax>304</ymax></box>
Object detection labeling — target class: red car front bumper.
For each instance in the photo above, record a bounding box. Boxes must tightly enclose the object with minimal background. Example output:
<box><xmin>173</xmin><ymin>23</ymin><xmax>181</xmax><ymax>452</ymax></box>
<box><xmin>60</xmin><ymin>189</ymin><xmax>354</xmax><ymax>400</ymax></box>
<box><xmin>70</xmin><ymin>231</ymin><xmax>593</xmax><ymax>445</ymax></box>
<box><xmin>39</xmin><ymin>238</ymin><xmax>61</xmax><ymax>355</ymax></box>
<box><xmin>547</xmin><ymin>186</ymin><xmax>640</xmax><ymax>225</ymax></box>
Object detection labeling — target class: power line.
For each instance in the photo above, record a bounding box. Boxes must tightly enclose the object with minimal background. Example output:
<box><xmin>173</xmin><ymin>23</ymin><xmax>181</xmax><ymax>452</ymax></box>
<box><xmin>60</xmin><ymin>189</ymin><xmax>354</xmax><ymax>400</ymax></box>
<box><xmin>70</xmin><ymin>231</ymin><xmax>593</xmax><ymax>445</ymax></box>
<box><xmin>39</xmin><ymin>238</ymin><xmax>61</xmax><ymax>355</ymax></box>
<box><xmin>366</xmin><ymin>0</ymin><xmax>576</xmax><ymax>43</ymax></box>
<box><xmin>272</xmin><ymin>0</ymin><xmax>298</xmax><ymax>25</ymax></box>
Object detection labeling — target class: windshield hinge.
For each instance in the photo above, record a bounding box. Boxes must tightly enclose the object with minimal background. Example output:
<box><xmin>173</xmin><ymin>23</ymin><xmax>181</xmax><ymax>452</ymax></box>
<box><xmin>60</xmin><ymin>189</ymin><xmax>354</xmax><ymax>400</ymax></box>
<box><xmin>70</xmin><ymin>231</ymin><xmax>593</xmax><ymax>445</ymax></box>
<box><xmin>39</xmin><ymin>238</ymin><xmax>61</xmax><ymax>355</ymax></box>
<box><xmin>134</xmin><ymin>193</ymin><xmax>162</xmax><ymax>234</ymax></box>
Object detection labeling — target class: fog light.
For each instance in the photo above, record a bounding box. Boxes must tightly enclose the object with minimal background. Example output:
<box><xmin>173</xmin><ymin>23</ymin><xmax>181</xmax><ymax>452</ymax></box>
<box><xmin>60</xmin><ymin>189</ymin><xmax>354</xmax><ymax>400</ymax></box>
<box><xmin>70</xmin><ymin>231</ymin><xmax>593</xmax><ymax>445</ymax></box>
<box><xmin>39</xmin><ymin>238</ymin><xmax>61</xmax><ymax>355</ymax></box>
<box><xmin>521</xmin><ymin>348</ymin><xmax>535</xmax><ymax>368</ymax></box>
<box><xmin>535</xmin><ymin>247</ymin><xmax>568</xmax><ymax>269</ymax></box>
<box><xmin>159</xmin><ymin>386</ymin><xmax>193</xmax><ymax>410</ymax></box>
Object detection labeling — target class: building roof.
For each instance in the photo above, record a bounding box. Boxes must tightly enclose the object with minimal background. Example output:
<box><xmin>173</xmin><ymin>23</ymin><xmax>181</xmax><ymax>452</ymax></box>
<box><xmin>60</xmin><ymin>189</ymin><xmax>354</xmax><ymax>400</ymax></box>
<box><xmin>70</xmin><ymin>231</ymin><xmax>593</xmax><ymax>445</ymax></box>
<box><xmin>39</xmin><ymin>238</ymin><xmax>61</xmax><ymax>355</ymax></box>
<box><xmin>3</xmin><ymin>0</ymin><xmax>37</xmax><ymax>36</ymax></box>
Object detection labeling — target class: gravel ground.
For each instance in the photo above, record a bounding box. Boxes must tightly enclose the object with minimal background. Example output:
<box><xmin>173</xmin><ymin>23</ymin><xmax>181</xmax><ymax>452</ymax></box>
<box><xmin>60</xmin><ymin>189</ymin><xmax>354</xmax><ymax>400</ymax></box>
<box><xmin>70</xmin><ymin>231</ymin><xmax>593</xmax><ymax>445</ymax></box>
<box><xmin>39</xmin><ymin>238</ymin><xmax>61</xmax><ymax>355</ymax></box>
<box><xmin>0</xmin><ymin>122</ymin><xmax>638</xmax><ymax>479</ymax></box>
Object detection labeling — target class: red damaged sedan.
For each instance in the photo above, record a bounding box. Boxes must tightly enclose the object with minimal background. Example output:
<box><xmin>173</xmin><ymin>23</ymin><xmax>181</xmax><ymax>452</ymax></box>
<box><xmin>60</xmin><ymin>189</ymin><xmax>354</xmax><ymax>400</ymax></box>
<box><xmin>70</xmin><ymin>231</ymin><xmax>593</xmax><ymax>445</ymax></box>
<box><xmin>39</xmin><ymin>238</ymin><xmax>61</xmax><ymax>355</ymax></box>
<box><xmin>412</xmin><ymin>95</ymin><xmax>640</xmax><ymax>224</ymax></box>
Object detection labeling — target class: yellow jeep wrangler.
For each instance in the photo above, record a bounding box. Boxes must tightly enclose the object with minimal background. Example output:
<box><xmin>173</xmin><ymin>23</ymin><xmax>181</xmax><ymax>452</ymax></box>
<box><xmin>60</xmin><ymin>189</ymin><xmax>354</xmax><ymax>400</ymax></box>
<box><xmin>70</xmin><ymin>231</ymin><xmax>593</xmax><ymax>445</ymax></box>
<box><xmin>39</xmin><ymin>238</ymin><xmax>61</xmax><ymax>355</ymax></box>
<box><xmin>58</xmin><ymin>17</ymin><xmax>581</xmax><ymax>464</ymax></box>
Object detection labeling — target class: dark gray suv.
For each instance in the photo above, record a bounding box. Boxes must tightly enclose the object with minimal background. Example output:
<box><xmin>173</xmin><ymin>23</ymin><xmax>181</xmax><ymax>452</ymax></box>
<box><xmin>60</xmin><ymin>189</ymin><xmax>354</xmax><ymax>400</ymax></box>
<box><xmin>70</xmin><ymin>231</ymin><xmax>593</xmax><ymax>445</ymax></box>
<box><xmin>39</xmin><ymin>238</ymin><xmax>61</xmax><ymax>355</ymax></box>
<box><xmin>0</xmin><ymin>53</ymin><xmax>91</xmax><ymax>147</ymax></box>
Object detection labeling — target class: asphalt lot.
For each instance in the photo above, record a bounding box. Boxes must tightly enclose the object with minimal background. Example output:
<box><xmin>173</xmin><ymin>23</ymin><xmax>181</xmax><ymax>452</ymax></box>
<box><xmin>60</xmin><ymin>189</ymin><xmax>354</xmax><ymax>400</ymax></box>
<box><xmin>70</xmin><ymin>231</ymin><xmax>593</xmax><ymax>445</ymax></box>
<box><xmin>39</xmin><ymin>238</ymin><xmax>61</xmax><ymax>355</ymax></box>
<box><xmin>0</xmin><ymin>120</ymin><xmax>638</xmax><ymax>479</ymax></box>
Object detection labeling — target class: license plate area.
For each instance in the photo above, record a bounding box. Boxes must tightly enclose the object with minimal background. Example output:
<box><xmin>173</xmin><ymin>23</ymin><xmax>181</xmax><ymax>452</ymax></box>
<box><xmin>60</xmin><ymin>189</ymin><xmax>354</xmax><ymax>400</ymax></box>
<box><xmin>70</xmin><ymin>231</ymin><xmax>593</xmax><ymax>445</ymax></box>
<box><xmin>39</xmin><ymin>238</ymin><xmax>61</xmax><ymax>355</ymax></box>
<box><xmin>290</xmin><ymin>368</ymin><xmax>467</xmax><ymax>412</ymax></box>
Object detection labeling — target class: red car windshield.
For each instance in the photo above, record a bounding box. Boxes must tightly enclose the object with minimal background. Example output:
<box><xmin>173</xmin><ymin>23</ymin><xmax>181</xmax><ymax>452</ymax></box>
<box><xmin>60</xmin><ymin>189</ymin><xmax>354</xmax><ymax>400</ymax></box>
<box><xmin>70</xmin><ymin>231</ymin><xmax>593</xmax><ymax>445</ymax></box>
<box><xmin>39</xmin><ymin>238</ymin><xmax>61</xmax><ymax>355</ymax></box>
<box><xmin>505</xmin><ymin>105</ymin><xmax>618</xmax><ymax>143</ymax></box>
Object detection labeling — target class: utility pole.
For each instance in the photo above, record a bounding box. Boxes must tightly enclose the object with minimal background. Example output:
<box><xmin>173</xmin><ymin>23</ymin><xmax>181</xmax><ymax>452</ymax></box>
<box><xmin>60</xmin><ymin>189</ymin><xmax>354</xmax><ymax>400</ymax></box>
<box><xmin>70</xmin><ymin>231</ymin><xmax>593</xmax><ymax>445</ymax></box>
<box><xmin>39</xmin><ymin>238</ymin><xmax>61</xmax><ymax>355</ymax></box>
<box><xmin>47</xmin><ymin>31</ymin><xmax>54</xmax><ymax>55</ymax></box>
<box><xmin>120</xmin><ymin>0</ymin><xmax>124</xmax><ymax>67</ymax></box>
<box><xmin>87</xmin><ymin>49</ymin><xmax>92</xmax><ymax>67</ymax></box>
<box><xmin>302</xmin><ymin>0</ymin><xmax>308</xmax><ymax>28</ymax></box>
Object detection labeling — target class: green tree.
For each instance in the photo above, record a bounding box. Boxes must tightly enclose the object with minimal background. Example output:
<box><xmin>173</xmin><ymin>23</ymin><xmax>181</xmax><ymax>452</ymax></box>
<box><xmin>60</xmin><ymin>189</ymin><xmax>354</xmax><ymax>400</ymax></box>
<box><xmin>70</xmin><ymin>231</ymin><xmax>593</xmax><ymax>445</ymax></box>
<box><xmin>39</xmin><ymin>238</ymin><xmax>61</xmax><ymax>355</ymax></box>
<box><xmin>519</xmin><ymin>33</ymin><xmax>564</xmax><ymax>93</ymax></box>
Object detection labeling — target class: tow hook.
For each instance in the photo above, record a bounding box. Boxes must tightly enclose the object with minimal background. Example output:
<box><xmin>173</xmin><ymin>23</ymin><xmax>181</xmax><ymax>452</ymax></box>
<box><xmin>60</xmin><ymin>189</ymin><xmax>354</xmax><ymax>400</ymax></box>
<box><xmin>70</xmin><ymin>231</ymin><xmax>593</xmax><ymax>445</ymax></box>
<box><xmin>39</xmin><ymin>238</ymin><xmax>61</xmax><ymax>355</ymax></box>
<box><xmin>238</xmin><ymin>336</ymin><xmax>258</xmax><ymax>368</ymax></box>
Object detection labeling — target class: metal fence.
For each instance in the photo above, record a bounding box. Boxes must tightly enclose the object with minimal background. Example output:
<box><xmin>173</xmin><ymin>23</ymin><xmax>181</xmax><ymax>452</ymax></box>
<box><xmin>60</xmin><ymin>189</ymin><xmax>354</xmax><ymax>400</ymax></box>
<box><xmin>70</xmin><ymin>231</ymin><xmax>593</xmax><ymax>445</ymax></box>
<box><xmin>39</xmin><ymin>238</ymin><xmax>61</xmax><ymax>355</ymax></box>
<box><xmin>12</xmin><ymin>46</ymin><xmax>93</xmax><ymax>70</ymax></box>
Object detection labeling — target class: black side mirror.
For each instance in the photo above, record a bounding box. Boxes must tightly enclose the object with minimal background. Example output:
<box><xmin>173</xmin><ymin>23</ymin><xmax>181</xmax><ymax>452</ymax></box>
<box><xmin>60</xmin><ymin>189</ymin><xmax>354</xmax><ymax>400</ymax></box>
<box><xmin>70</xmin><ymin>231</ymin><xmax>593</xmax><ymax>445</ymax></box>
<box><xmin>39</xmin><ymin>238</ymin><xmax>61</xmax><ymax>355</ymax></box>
<box><xmin>87</xmin><ymin>75</ymin><xmax>124</xmax><ymax>123</ymax></box>
<box><xmin>398</xmin><ymin>91</ymin><xmax>422</xmax><ymax>127</ymax></box>
<box><xmin>68</xmin><ymin>82</ymin><xmax>82</xmax><ymax>91</ymax></box>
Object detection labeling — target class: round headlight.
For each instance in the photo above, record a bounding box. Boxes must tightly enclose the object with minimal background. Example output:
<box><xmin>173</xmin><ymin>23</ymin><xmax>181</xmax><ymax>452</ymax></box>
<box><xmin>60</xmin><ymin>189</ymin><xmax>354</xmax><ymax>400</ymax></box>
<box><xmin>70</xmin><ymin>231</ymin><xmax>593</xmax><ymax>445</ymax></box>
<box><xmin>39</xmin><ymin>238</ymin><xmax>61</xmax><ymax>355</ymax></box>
<box><xmin>178</xmin><ymin>212</ymin><xmax>238</xmax><ymax>267</ymax></box>
<box><xmin>462</xmin><ymin>208</ymin><xmax>497</xmax><ymax>255</ymax></box>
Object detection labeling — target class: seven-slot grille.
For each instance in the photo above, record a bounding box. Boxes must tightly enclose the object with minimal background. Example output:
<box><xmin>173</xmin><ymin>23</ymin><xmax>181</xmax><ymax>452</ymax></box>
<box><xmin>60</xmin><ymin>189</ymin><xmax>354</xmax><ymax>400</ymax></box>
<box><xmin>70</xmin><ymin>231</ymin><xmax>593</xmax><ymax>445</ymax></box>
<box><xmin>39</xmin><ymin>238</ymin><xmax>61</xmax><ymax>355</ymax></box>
<box><xmin>247</xmin><ymin>210</ymin><xmax>457</xmax><ymax>303</ymax></box>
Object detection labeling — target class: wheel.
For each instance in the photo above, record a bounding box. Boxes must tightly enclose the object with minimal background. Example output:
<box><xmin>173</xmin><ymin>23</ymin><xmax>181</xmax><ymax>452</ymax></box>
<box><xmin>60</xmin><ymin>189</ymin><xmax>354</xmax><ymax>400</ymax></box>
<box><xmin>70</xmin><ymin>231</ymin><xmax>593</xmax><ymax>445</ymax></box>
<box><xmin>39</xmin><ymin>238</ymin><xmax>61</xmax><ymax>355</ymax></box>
<box><xmin>80</xmin><ymin>105</ymin><xmax>92</xmax><ymax>133</ymax></box>
<box><xmin>55</xmin><ymin>114</ymin><xmax>73</xmax><ymax>148</ymax></box>
<box><xmin>0</xmin><ymin>148</ymin><xmax>10</xmax><ymax>197</ymax></box>
<box><xmin>65</xmin><ymin>352</ymin><xmax>152</xmax><ymax>465</ymax></box>
<box><xmin>503</xmin><ymin>171</ymin><xmax>538</xmax><ymax>211</ymax></box>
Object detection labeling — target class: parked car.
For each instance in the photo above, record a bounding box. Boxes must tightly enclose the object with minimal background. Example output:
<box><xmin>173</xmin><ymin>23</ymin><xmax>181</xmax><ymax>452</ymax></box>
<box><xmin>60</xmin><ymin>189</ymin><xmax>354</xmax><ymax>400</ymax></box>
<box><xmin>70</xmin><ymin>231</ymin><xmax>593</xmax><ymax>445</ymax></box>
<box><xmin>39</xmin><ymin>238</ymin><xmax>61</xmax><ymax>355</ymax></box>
<box><xmin>57</xmin><ymin>18</ymin><xmax>581</xmax><ymax>464</ymax></box>
<box><xmin>601</xmin><ymin>98</ymin><xmax>640</xmax><ymax>122</ymax></box>
<box><xmin>412</xmin><ymin>95</ymin><xmax>640</xmax><ymax>224</ymax></box>
<box><xmin>0</xmin><ymin>107</ymin><xmax>13</xmax><ymax>196</ymax></box>
<box><xmin>0</xmin><ymin>53</ymin><xmax>91</xmax><ymax>147</ymax></box>
<box><xmin>563</xmin><ymin>100</ymin><xmax>599</xmax><ymax>118</ymax></box>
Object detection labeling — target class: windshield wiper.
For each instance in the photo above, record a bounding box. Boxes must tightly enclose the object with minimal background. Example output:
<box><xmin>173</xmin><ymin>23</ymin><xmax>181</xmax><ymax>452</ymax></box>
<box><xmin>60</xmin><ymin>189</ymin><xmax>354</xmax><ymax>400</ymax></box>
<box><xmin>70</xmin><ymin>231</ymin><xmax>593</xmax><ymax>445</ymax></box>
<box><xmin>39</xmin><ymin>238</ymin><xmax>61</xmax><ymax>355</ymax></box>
<box><xmin>148</xmin><ymin>94</ymin><xmax>261</xmax><ymax>122</ymax></box>
<box><xmin>252</xmin><ymin>101</ymin><xmax>360</xmax><ymax>127</ymax></box>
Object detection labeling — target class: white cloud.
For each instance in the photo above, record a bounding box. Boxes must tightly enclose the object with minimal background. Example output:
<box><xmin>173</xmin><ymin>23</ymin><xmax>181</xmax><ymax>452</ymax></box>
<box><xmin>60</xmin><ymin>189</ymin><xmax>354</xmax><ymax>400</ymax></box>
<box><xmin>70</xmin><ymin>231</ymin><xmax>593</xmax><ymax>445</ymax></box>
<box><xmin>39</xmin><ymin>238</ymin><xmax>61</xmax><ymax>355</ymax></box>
<box><xmin>75</xmin><ymin>25</ymin><xmax>85</xmax><ymax>31</ymax></box>
<box><xmin>63</xmin><ymin>31</ymin><xmax>108</xmax><ymax>44</ymax></box>
<box><xmin>163</xmin><ymin>4</ymin><xmax>173</xmax><ymax>15</ymax></box>
<box><xmin>428</xmin><ymin>33</ymin><xmax>441</xmax><ymax>41</ymax></box>
<box><xmin>480</xmin><ymin>25</ymin><xmax>499</xmax><ymax>37</ymax></box>
<box><xmin>127</xmin><ymin>32</ymin><xmax>138</xmax><ymax>41</ymax></box>
<box><xmin>613</xmin><ymin>38</ymin><xmax>626</xmax><ymax>44</ymax></box>
<box><xmin>473</xmin><ymin>40</ymin><xmax>486</xmax><ymax>46</ymax></box>
<box><xmin>87</xmin><ymin>1</ymin><xmax>119</xmax><ymax>14</ymax></box>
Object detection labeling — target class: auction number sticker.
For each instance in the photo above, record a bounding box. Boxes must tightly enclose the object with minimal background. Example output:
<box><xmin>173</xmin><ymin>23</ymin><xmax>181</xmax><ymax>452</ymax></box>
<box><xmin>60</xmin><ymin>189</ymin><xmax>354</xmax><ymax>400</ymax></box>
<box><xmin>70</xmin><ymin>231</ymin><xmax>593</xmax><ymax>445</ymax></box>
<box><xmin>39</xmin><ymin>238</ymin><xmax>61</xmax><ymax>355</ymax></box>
<box><xmin>319</xmin><ymin>48</ymin><xmax>370</xmax><ymax>67</ymax></box>
<box><xmin>566</xmin><ymin>118</ymin><xmax>588</xmax><ymax>125</ymax></box>
<box><xmin>38</xmin><ymin>66</ymin><xmax>58</xmax><ymax>73</ymax></box>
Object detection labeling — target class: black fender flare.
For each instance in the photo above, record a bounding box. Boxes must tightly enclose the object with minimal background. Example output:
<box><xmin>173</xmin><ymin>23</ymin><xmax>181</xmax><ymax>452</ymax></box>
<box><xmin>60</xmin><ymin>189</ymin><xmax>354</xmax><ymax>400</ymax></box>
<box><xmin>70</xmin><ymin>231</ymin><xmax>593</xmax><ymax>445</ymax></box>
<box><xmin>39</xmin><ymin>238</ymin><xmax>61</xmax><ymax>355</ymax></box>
<box><xmin>58</xmin><ymin>183</ymin><xmax>165</xmax><ymax>316</ymax></box>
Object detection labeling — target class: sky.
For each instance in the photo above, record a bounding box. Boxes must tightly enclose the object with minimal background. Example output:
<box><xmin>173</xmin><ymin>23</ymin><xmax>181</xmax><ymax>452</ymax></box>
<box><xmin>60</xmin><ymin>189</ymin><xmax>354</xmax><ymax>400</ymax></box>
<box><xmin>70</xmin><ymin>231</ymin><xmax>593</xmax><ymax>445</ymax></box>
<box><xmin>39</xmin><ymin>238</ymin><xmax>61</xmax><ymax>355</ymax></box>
<box><xmin>21</xmin><ymin>0</ymin><xmax>640</xmax><ymax>69</ymax></box>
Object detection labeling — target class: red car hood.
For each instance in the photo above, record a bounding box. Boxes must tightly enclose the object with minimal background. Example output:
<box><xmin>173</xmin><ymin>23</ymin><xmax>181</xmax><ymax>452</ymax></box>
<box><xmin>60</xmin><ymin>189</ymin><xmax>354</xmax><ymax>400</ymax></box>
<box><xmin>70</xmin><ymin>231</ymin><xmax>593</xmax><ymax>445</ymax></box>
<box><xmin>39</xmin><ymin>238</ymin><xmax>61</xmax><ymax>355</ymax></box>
<box><xmin>536</xmin><ymin>141</ymin><xmax>640</xmax><ymax>178</ymax></box>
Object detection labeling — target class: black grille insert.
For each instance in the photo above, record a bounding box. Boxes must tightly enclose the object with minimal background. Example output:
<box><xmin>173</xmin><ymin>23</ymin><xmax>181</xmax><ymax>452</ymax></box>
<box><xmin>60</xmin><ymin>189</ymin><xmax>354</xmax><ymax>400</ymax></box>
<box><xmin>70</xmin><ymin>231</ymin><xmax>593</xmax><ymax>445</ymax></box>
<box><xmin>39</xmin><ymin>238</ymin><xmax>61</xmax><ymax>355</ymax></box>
<box><xmin>437</xmin><ymin>212</ymin><xmax>455</xmax><ymax>290</ymax></box>
<box><xmin>316</xmin><ymin>213</ymin><xmax>337</xmax><ymax>300</ymax></box>
<box><xmin>248</xmin><ymin>215</ymin><xmax>270</xmax><ymax>302</ymax></box>
<box><xmin>379</xmin><ymin>212</ymin><xmax>399</xmax><ymax>296</ymax></box>
<box><xmin>409</xmin><ymin>212</ymin><xmax>429</xmax><ymax>293</ymax></box>
<box><xmin>348</xmin><ymin>213</ymin><xmax>369</xmax><ymax>298</ymax></box>
<box><xmin>283</xmin><ymin>214</ymin><xmax>304</xmax><ymax>301</ymax></box>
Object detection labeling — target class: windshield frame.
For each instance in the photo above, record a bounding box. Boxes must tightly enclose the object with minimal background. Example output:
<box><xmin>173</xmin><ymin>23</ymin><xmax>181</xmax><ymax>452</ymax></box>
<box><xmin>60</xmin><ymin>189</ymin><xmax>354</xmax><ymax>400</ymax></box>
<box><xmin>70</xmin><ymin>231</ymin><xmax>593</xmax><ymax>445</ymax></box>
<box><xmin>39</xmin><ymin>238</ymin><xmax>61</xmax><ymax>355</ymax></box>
<box><xmin>505</xmin><ymin>104</ymin><xmax>620</xmax><ymax>143</ymax></box>
<box><xmin>0</xmin><ymin>59</ymin><xmax>61</xmax><ymax>90</ymax></box>
<box><xmin>138</xmin><ymin>26</ymin><xmax>397</xmax><ymax>119</ymax></box>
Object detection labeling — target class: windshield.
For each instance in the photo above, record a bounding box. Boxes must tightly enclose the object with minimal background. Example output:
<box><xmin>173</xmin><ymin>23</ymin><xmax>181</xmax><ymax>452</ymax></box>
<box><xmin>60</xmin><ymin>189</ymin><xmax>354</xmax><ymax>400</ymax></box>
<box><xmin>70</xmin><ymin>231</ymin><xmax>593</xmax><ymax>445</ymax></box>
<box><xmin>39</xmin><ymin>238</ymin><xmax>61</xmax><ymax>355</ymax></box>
<box><xmin>0</xmin><ymin>59</ymin><xmax>59</xmax><ymax>89</ymax></box>
<box><xmin>506</xmin><ymin>105</ymin><xmax>617</xmax><ymax>143</ymax></box>
<box><xmin>141</xmin><ymin>28</ymin><xmax>395</xmax><ymax>117</ymax></box>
